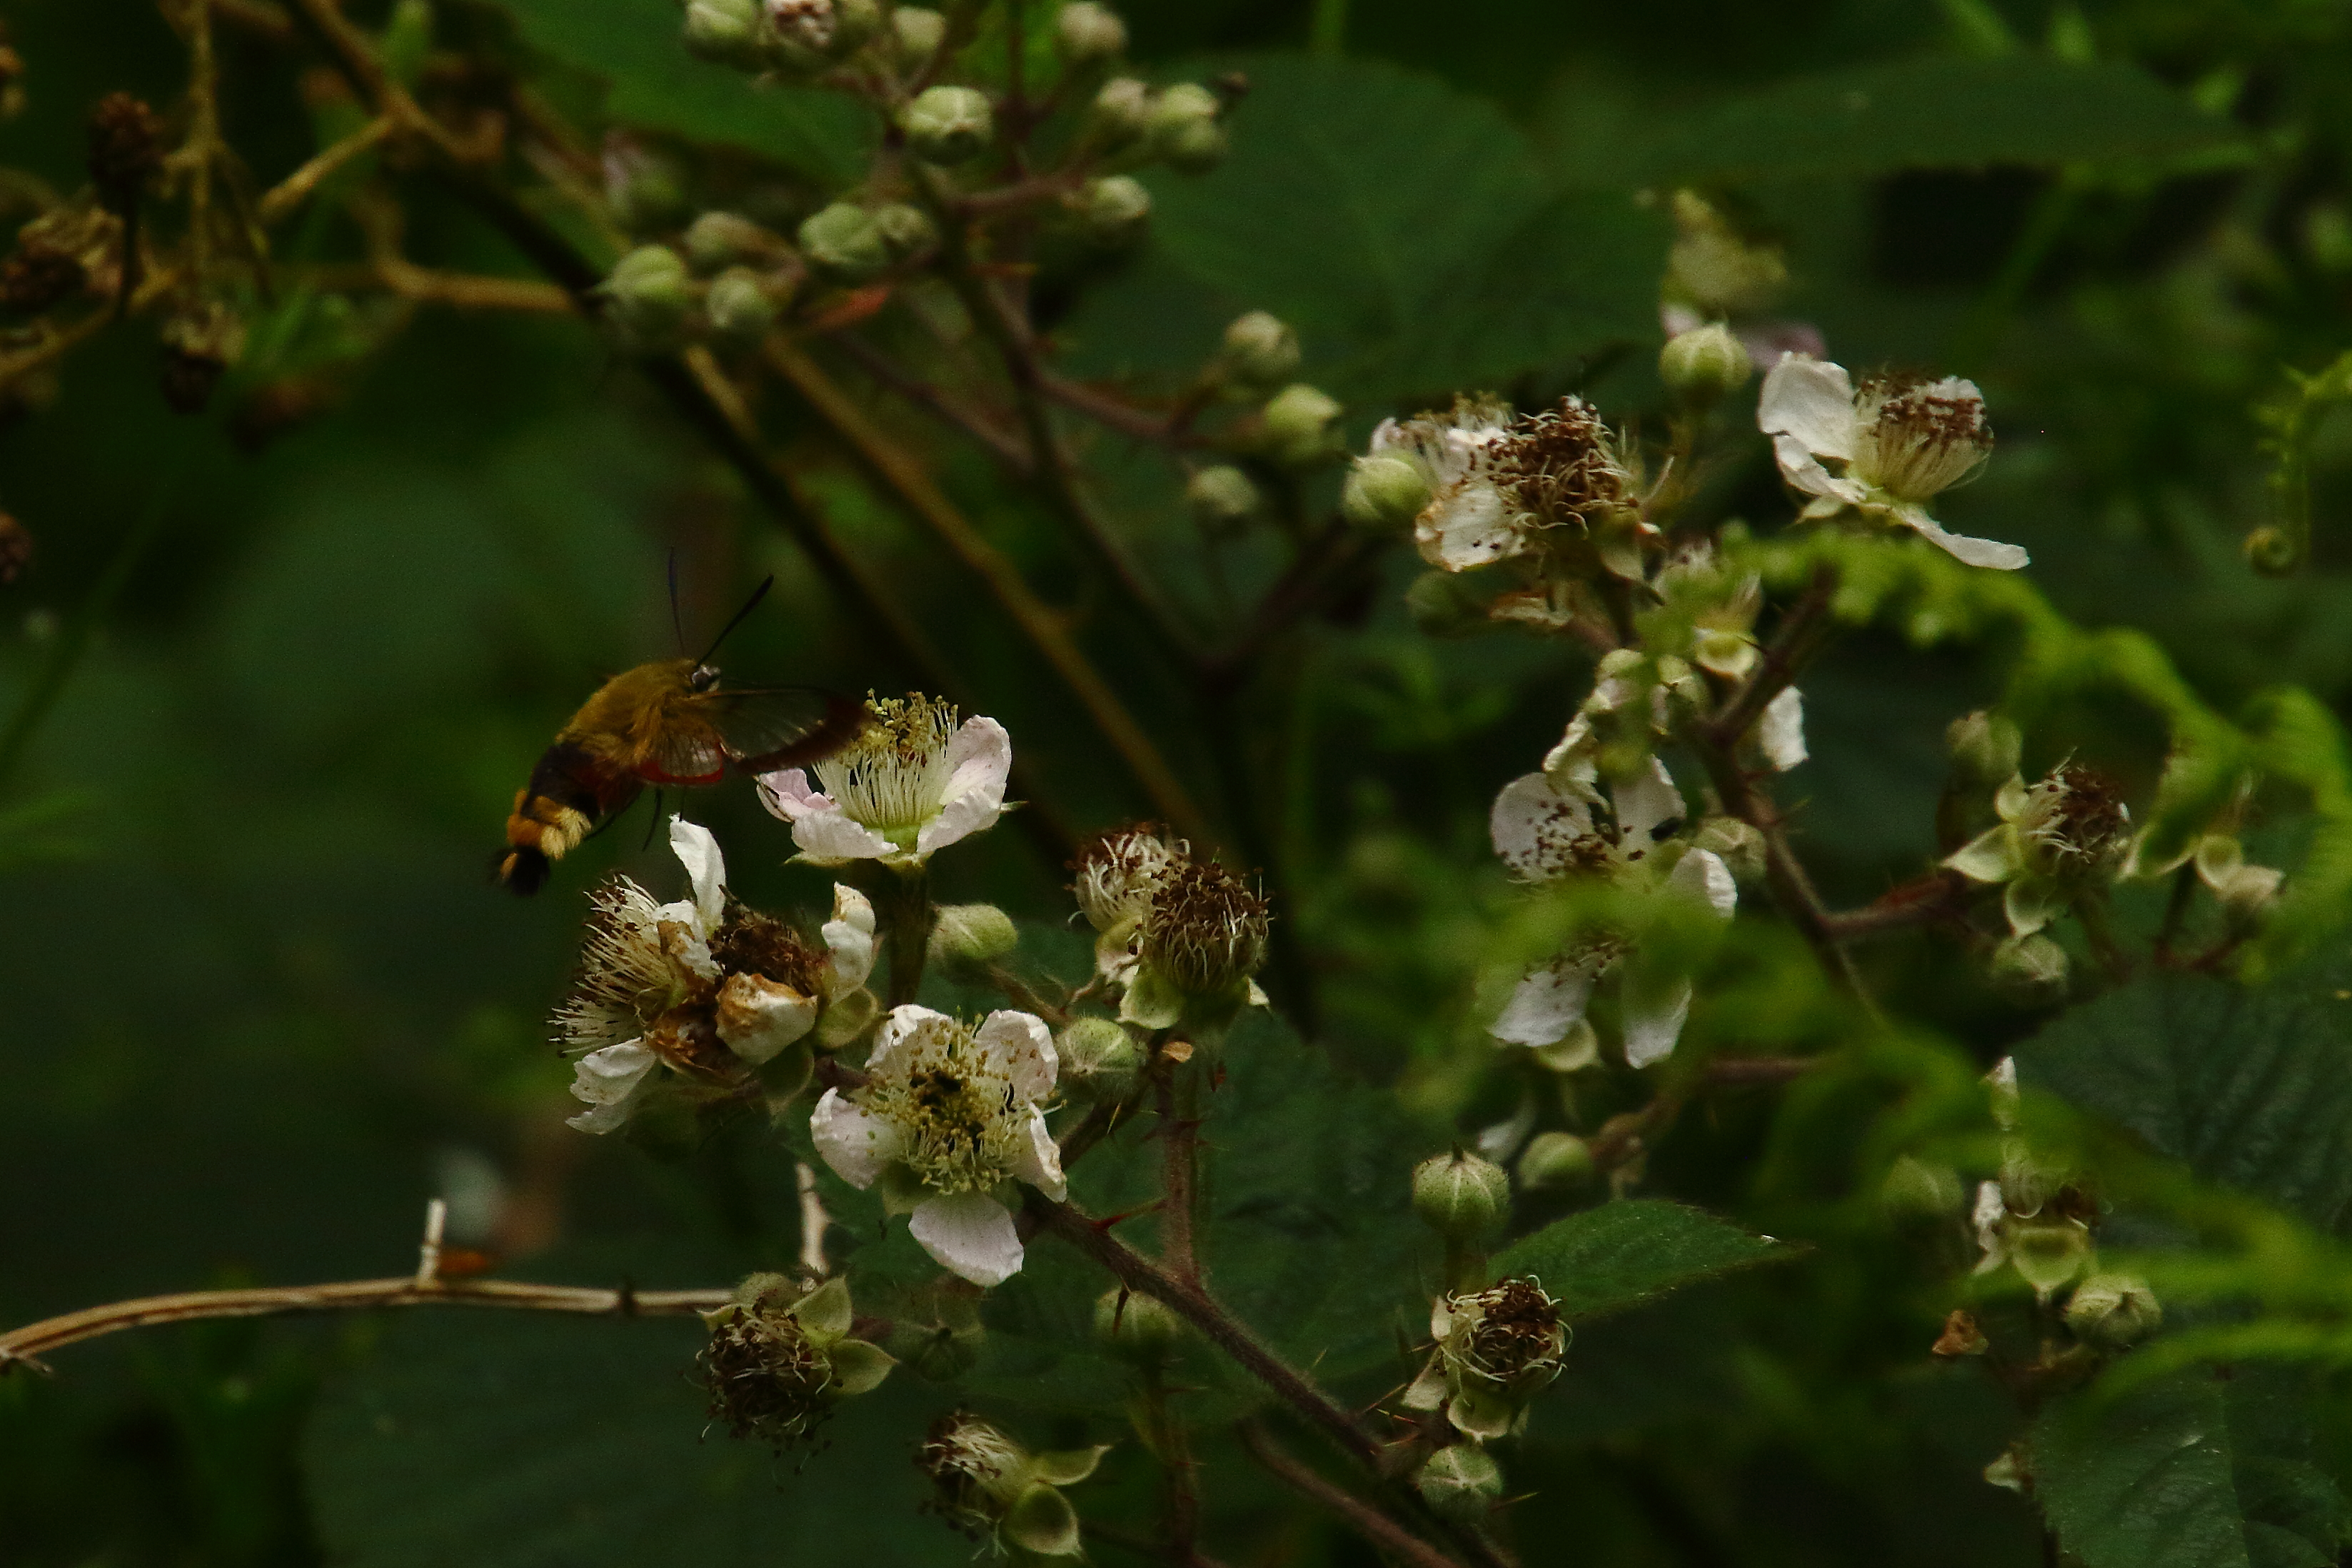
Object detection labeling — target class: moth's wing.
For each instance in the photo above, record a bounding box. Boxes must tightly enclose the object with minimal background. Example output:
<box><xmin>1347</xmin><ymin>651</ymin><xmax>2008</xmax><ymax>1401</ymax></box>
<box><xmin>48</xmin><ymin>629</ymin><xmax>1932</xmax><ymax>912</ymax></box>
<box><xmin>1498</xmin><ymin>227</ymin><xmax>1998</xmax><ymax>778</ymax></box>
<box><xmin>708</xmin><ymin>687</ymin><xmax>868</xmax><ymax>773</ymax></box>
<box><xmin>635</xmin><ymin>723</ymin><xmax>728</xmax><ymax>788</ymax></box>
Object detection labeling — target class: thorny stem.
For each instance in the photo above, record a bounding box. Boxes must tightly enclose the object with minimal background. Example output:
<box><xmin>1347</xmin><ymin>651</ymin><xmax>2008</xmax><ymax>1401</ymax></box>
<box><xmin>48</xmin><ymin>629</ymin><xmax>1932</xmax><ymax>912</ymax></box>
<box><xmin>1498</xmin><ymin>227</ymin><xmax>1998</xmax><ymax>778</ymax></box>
<box><xmin>1821</xmin><ymin>871</ymin><xmax>1972</xmax><ymax>943</ymax></box>
<box><xmin>179</xmin><ymin>0</ymin><xmax>220</xmax><ymax>283</ymax></box>
<box><xmin>766</xmin><ymin>338</ymin><xmax>1217</xmax><ymax>846</ymax></box>
<box><xmin>1023</xmin><ymin>1192</ymin><xmax>1384</xmax><ymax>1469</ymax></box>
<box><xmin>1155</xmin><ymin>1055</ymin><xmax>1202</xmax><ymax>1285</ymax></box>
<box><xmin>826</xmin><ymin>331</ymin><xmax>1032</xmax><ymax>472</ymax></box>
<box><xmin>255</xmin><ymin>113</ymin><xmax>394</xmax><ymax>224</ymax></box>
<box><xmin>1235</xmin><ymin>1421</ymin><xmax>1482</xmax><ymax>1568</ymax></box>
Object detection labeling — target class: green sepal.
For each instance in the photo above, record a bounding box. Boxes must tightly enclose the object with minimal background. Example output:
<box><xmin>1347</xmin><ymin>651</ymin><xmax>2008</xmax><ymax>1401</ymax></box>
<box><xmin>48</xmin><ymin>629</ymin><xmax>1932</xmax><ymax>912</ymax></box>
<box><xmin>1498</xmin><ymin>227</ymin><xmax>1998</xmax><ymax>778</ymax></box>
<box><xmin>1118</xmin><ymin>965</ymin><xmax>1184</xmax><ymax>1030</ymax></box>
<box><xmin>1002</xmin><ymin>1483</ymin><xmax>1082</xmax><ymax>1557</ymax></box>
<box><xmin>1027</xmin><ymin>1445</ymin><xmax>1111</xmax><ymax>1487</ymax></box>
<box><xmin>788</xmin><ymin>1276</ymin><xmax>855</xmax><ymax>1340</ymax></box>
<box><xmin>877</xmin><ymin>1161</ymin><xmax>931</xmax><ymax>1219</ymax></box>
<box><xmin>828</xmin><ymin>1338</ymin><xmax>896</xmax><ymax>1395</ymax></box>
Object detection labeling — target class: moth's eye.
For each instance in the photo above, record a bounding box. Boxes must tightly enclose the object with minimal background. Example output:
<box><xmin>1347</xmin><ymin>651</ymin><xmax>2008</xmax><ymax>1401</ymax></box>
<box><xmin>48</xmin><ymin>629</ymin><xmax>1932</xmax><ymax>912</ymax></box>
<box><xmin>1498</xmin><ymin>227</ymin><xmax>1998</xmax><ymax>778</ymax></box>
<box><xmin>690</xmin><ymin>664</ymin><xmax>720</xmax><ymax>691</ymax></box>
<box><xmin>1650</xmin><ymin>817</ymin><xmax>1686</xmax><ymax>843</ymax></box>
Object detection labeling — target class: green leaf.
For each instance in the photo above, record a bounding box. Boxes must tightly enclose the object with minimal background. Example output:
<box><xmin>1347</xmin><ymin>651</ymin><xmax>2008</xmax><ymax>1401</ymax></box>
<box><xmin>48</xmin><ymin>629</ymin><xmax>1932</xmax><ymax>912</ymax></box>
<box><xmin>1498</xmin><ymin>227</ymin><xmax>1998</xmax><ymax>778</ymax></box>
<box><xmin>491</xmin><ymin>0</ymin><xmax>873</xmax><ymax>181</ymax></box>
<box><xmin>1576</xmin><ymin>55</ymin><xmax>2245</xmax><ymax>188</ymax></box>
<box><xmin>2034</xmin><ymin>1367</ymin><xmax>2351</xmax><ymax>1568</ymax></box>
<box><xmin>2014</xmin><ymin>973</ymin><xmax>2352</xmax><ymax>1234</ymax></box>
<box><xmin>1144</xmin><ymin>55</ymin><xmax>1654</xmax><ymax>398</ymax></box>
<box><xmin>1492</xmin><ymin>1198</ymin><xmax>1793</xmax><ymax>1320</ymax></box>
<box><xmin>305</xmin><ymin>1310</ymin><xmax>961</xmax><ymax>1567</ymax></box>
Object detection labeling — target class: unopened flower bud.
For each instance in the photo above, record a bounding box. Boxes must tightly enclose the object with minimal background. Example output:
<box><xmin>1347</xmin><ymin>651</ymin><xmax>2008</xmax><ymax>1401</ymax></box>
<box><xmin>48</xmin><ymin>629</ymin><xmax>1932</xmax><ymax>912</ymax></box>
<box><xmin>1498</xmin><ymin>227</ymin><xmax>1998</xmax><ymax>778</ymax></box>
<box><xmin>1071</xmin><ymin>174</ymin><xmax>1151</xmax><ymax>246</ymax></box>
<box><xmin>1879</xmin><ymin>1154</ymin><xmax>1965</xmax><ymax>1222</ymax></box>
<box><xmin>900</xmin><ymin>85</ymin><xmax>995</xmax><ymax>165</ymax></box>
<box><xmin>683</xmin><ymin>211</ymin><xmax>776</xmax><ymax>272</ymax></box>
<box><xmin>1259</xmin><ymin>383</ymin><xmax>1343</xmax><ymax>468</ymax></box>
<box><xmin>705</xmin><ymin>268</ymin><xmax>778</xmax><ymax>338</ymax></box>
<box><xmin>1342</xmin><ymin>453</ymin><xmax>1429</xmax><ymax>530</ymax></box>
<box><xmin>603</xmin><ymin>141</ymin><xmax>687</xmax><ymax>232</ymax></box>
<box><xmin>1691</xmin><ymin>815</ymin><xmax>1766</xmax><ymax>882</ymax></box>
<box><xmin>2244</xmin><ymin>524</ymin><xmax>2298</xmax><ymax>576</ymax></box>
<box><xmin>1219</xmin><ymin>310</ymin><xmax>1300</xmax><ymax>390</ymax></box>
<box><xmin>683</xmin><ymin>0</ymin><xmax>765</xmax><ymax>67</ymax></box>
<box><xmin>1658</xmin><ymin>321</ymin><xmax>1752</xmax><ymax>408</ymax></box>
<box><xmin>2064</xmin><ymin>1272</ymin><xmax>2161</xmax><ymax>1346</ymax></box>
<box><xmin>1989</xmin><ymin>933</ymin><xmax>2069</xmax><ymax>1000</ymax></box>
<box><xmin>1093</xmin><ymin>1286</ymin><xmax>1183</xmax><ymax>1361</ymax></box>
<box><xmin>1416</xmin><ymin>1446</ymin><xmax>1503</xmax><ymax>1524</ymax></box>
<box><xmin>1148</xmin><ymin>82</ymin><xmax>1226</xmax><ymax>173</ymax></box>
<box><xmin>928</xmin><ymin>903</ymin><xmax>1019</xmax><ymax>973</ymax></box>
<box><xmin>1515</xmin><ymin>1130</ymin><xmax>1594</xmax><ymax>1191</ymax></box>
<box><xmin>890</xmin><ymin>5</ymin><xmax>947</xmax><ymax>66</ymax></box>
<box><xmin>1946</xmin><ymin>710</ymin><xmax>2022</xmax><ymax>790</ymax></box>
<box><xmin>1404</xmin><ymin>570</ymin><xmax>1499</xmax><ymax>638</ymax></box>
<box><xmin>798</xmin><ymin>202</ymin><xmax>890</xmax><ymax>280</ymax></box>
<box><xmin>873</xmin><ymin>202</ymin><xmax>938</xmax><ymax>261</ymax></box>
<box><xmin>1412</xmin><ymin>1150</ymin><xmax>1509</xmax><ymax>1240</ymax></box>
<box><xmin>1056</xmin><ymin>2</ymin><xmax>1127</xmax><ymax>60</ymax></box>
<box><xmin>1090</xmin><ymin>77</ymin><xmax>1155</xmax><ymax>144</ymax></box>
<box><xmin>1186</xmin><ymin>464</ymin><xmax>1261</xmax><ymax>531</ymax></box>
<box><xmin>888</xmin><ymin>1281</ymin><xmax>987</xmax><ymax>1381</ymax></box>
<box><xmin>1056</xmin><ymin>1017</ymin><xmax>1142</xmax><ymax>1100</ymax></box>
<box><xmin>599</xmin><ymin>245</ymin><xmax>694</xmax><ymax>343</ymax></box>
<box><xmin>765</xmin><ymin>0</ymin><xmax>877</xmax><ymax>61</ymax></box>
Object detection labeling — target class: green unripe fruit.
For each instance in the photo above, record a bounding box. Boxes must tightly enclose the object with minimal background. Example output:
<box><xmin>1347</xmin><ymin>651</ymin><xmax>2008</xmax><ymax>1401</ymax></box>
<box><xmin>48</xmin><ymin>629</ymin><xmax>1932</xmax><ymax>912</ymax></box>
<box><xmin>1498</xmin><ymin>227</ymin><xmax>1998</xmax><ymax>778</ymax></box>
<box><xmin>1412</xmin><ymin>1150</ymin><xmax>1509</xmax><ymax>1240</ymax></box>
<box><xmin>600</xmin><ymin>246</ymin><xmax>694</xmax><ymax>342</ymax></box>
<box><xmin>683</xmin><ymin>211</ymin><xmax>775</xmax><ymax>272</ymax></box>
<box><xmin>890</xmin><ymin>5</ymin><xmax>946</xmax><ymax>66</ymax></box>
<box><xmin>1073</xmin><ymin>174</ymin><xmax>1151</xmax><ymax>247</ymax></box>
<box><xmin>900</xmin><ymin>85</ymin><xmax>995</xmax><ymax>165</ymax></box>
<box><xmin>1219</xmin><ymin>309</ymin><xmax>1300</xmax><ymax>391</ymax></box>
<box><xmin>704</xmin><ymin>268</ymin><xmax>778</xmax><ymax>339</ymax></box>
<box><xmin>1090</xmin><ymin>77</ymin><xmax>1154</xmax><ymax>144</ymax></box>
<box><xmin>873</xmin><ymin>202</ymin><xmax>938</xmax><ymax>261</ymax></box>
<box><xmin>1148</xmin><ymin>83</ymin><xmax>1226</xmax><ymax>173</ymax></box>
<box><xmin>1516</xmin><ymin>1131</ymin><xmax>1594</xmax><ymax>1191</ymax></box>
<box><xmin>1342</xmin><ymin>454</ymin><xmax>1428</xmax><ymax>529</ymax></box>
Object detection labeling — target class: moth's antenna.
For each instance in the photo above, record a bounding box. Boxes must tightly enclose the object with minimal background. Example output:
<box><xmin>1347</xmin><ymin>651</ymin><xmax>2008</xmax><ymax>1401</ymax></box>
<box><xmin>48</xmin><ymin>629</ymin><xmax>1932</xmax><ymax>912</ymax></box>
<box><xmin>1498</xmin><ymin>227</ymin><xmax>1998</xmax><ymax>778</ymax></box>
<box><xmin>696</xmin><ymin>575</ymin><xmax>774</xmax><ymax>665</ymax></box>
<box><xmin>668</xmin><ymin>549</ymin><xmax>688</xmax><ymax>659</ymax></box>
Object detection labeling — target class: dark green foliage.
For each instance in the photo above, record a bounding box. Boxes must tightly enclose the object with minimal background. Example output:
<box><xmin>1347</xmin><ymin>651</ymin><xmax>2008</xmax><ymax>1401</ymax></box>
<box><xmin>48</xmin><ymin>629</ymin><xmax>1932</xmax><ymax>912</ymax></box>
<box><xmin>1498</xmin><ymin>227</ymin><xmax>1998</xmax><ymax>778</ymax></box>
<box><xmin>1493</xmin><ymin>1198</ymin><xmax>1794</xmax><ymax>1319</ymax></box>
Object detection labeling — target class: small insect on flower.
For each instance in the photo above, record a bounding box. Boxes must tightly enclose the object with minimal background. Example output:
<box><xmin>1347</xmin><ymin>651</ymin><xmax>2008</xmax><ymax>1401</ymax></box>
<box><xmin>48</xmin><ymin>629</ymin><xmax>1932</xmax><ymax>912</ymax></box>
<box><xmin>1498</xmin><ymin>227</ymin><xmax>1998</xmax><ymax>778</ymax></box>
<box><xmin>496</xmin><ymin>576</ymin><xmax>865</xmax><ymax>894</ymax></box>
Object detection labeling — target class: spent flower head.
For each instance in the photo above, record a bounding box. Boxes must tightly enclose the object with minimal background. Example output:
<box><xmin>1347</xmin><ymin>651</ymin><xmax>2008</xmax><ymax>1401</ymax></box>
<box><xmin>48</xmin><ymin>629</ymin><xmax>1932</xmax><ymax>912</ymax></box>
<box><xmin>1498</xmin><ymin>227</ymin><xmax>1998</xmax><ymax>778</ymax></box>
<box><xmin>1403</xmin><ymin>1277</ymin><xmax>1569</xmax><ymax>1439</ymax></box>
<box><xmin>1945</xmin><ymin>763</ymin><xmax>2131</xmax><ymax>938</ymax></box>
<box><xmin>700</xmin><ymin>1274</ymin><xmax>894</xmax><ymax>1449</ymax></box>
<box><xmin>919</xmin><ymin>1412</ymin><xmax>1107</xmax><ymax>1557</ymax></box>
<box><xmin>760</xmin><ymin>693</ymin><xmax>1010</xmax><ymax>868</ymax></box>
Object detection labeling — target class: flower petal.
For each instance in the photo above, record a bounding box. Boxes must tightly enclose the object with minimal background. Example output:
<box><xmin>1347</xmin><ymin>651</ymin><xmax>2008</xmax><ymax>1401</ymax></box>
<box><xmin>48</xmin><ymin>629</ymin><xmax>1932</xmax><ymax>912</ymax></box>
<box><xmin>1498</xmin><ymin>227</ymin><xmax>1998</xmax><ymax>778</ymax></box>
<box><xmin>975</xmin><ymin>1010</ymin><xmax>1057</xmax><ymax>1101</ymax></box>
<box><xmin>790</xmin><ymin>805</ymin><xmax>900</xmax><ymax>864</ymax></box>
<box><xmin>1770</xmin><ymin>434</ymin><xmax>1869</xmax><ymax>503</ymax></box>
<box><xmin>822</xmin><ymin>883</ymin><xmax>878</xmax><ymax>992</ymax></box>
<box><xmin>1758</xmin><ymin>685</ymin><xmax>1807</xmax><ymax>772</ymax></box>
<box><xmin>867</xmin><ymin>1004</ymin><xmax>949</xmax><ymax>1081</ymax></box>
<box><xmin>810</xmin><ymin>1089</ymin><xmax>902</xmax><ymax>1189</ymax></box>
<box><xmin>908</xmin><ymin>1192</ymin><xmax>1025</xmax><ymax>1286</ymax></box>
<box><xmin>1490</xmin><ymin>773</ymin><xmax>1597</xmax><ymax>882</ymax></box>
<box><xmin>1620</xmin><ymin>969</ymin><xmax>1694</xmax><ymax>1070</ymax></box>
<box><xmin>1609</xmin><ymin>758</ymin><xmax>1685</xmax><ymax>850</ymax></box>
<box><xmin>715</xmin><ymin>972</ymin><xmax>818</xmax><ymax>1065</ymax></box>
<box><xmin>667</xmin><ymin>815</ymin><xmax>728</xmax><ymax>935</ymax></box>
<box><xmin>1669</xmin><ymin>848</ymin><xmax>1738</xmax><ymax>920</ymax></box>
<box><xmin>915</xmin><ymin>717</ymin><xmax>1012</xmax><ymax>857</ymax></box>
<box><xmin>1894</xmin><ymin>504</ymin><xmax>2029</xmax><ymax>571</ymax></box>
<box><xmin>1008</xmin><ymin>1107</ymin><xmax>1067</xmax><ymax>1201</ymax></box>
<box><xmin>1416</xmin><ymin>480</ymin><xmax>1519</xmax><ymax>571</ymax></box>
<box><xmin>1491</xmin><ymin>956</ymin><xmax>1601</xmax><ymax>1046</ymax></box>
<box><xmin>568</xmin><ymin>1039</ymin><xmax>656</xmax><ymax>1102</ymax></box>
<box><xmin>1757</xmin><ymin>354</ymin><xmax>1858</xmax><ymax>459</ymax></box>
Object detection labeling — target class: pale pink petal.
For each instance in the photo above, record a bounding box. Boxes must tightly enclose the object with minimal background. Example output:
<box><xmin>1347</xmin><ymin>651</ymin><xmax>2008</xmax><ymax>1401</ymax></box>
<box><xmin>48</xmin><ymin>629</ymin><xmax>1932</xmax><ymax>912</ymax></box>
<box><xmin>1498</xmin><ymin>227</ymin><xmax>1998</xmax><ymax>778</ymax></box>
<box><xmin>866</xmin><ymin>1004</ymin><xmax>948</xmax><ymax>1080</ymax></box>
<box><xmin>1757</xmin><ymin>354</ymin><xmax>1858</xmax><ymax>459</ymax></box>
<box><xmin>821</xmin><ymin>883</ymin><xmax>878</xmax><ymax>992</ymax></box>
<box><xmin>809</xmin><ymin>1089</ymin><xmax>902</xmax><ymax>1189</ymax></box>
<box><xmin>915</xmin><ymin>717</ymin><xmax>1012</xmax><ymax>856</ymax></box>
<box><xmin>1490</xmin><ymin>773</ymin><xmax>1597</xmax><ymax>882</ymax></box>
<box><xmin>1771</xmin><ymin>433</ymin><xmax>1868</xmax><ymax>503</ymax></box>
<box><xmin>1609</xmin><ymin>758</ymin><xmax>1685</xmax><ymax>850</ymax></box>
<box><xmin>665</xmin><ymin>816</ymin><xmax>728</xmax><ymax>935</ymax></box>
<box><xmin>1008</xmin><ymin>1107</ymin><xmax>1067</xmax><ymax>1200</ymax></box>
<box><xmin>909</xmin><ymin>1192</ymin><xmax>1025</xmax><ymax>1286</ymax></box>
<box><xmin>787</xmin><ymin>805</ymin><xmax>898</xmax><ymax>863</ymax></box>
<box><xmin>1621</xmin><ymin>970</ymin><xmax>1694</xmax><ymax>1069</ymax></box>
<box><xmin>715</xmin><ymin>973</ymin><xmax>818</xmax><ymax>1065</ymax></box>
<box><xmin>1669</xmin><ymin>848</ymin><xmax>1738</xmax><ymax>919</ymax></box>
<box><xmin>1491</xmin><ymin>956</ymin><xmax>1601</xmax><ymax>1046</ymax></box>
<box><xmin>1758</xmin><ymin>686</ymin><xmax>1807</xmax><ymax>772</ymax></box>
<box><xmin>975</xmin><ymin>1010</ymin><xmax>1057</xmax><ymax>1100</ymax></box>
<box><xmin>755</xmin><ymin>768</ymin><xmax>832</xmax><ymax>821</ymax></box>
<box><xmin>1894</xmin><ymin>504</ymin><xmax>2029</xmax><ymax>571</ymax></box>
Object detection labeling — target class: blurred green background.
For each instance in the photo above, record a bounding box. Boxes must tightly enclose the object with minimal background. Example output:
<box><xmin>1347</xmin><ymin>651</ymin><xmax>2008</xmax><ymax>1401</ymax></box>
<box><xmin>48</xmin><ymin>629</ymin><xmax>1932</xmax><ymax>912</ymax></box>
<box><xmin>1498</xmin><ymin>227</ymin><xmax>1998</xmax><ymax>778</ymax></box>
<box><xmin>6</xmin><ymin>0</ymin><xmax>2352</xmax><ymax>1562</ymax></box>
